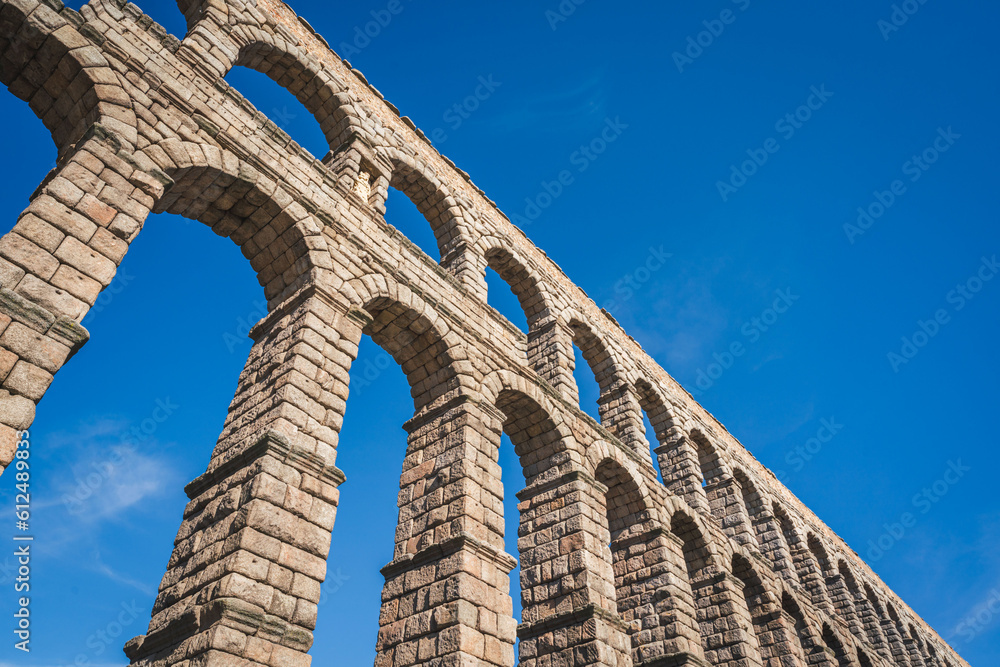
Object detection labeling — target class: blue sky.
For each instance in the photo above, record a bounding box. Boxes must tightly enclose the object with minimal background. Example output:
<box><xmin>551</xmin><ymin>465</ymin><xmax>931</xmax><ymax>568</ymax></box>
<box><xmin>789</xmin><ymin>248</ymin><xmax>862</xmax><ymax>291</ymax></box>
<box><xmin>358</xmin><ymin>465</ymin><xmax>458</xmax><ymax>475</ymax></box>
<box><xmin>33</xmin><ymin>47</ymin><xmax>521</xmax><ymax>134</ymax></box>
<box><xmin>0</xmin><ymin>0</ymin><xmax>997</xmax><ymax>665</ymax></box>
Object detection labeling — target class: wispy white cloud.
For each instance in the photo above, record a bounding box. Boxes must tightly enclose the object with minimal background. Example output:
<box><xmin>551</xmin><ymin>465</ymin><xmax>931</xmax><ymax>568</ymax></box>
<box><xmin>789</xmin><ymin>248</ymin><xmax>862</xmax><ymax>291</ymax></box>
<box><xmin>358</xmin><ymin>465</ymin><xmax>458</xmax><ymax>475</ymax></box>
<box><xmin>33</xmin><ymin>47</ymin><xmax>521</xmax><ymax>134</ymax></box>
<box><xmin>609</xmin><ymin>256</ymin><xmax>732</xmax><ymax>374</ymax></box>
<box><xmin>6</xmin><ymin>415</ymin><xmax>182</xmax><ymax>590</ymax></box>
<box><xmin>92</xmin><ymin>550</ymin><xmax>157</xmax><ymax>596</ymax></box>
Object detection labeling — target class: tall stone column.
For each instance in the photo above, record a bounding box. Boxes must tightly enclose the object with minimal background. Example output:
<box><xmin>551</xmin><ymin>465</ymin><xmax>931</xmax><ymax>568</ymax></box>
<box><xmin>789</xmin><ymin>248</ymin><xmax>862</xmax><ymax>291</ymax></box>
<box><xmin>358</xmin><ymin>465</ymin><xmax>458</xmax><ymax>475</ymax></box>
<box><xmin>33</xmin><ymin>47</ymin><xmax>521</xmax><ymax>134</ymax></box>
<box><xmin>528</xmin><ymin>319</ymin><xmax>579</xmax><ymax>404</ymax></box>
<box><xmin>689</xmin><ymin>571</ymin><xmax>764</xmax><ymax>667</ymax></box>
<box><xmin>756</xmin><ymin>509</ymin><xmax>799</xmax><ymax>586</ymax></box>
<box><xmin>598</xmin><ymin>383</ymin><xmax>649</xmax><ymax>457</ymax></box>
<box><xmin>375</xmin><ymin>397</ymin><xmax>517</xmax><ymax>667</ymax></box>
<box><xmin>710</xmin><ymin>476</ymin><xmax>756</xmax><ymax>547</ymax></box>
<box><xmin>655</xmin><ymin>435</ymin><xmax>709</xmax><ymax>514</ymax></box>
<box><xmin>825</xmin><ymin>572</ymin><xmax>864</xmax><ymax>641</ymax></box>
<box><xmin>125</xmin><ymin>286</ymin><xmax>361</xmax><ymax>667</ymax></box>
<box><xmin>615</xmin><ymin>527</ymin><xmax>707</xmax><ymax>667</ymax></box>
<box><xmin>516</xmin><ymin>470</ymin><xmax>632</xmax><ymax>667</ymax></box>
<box><xmin>0</xmin><ymin>124</ymin><xmax>166</xmax><ymax>471</ymax></box>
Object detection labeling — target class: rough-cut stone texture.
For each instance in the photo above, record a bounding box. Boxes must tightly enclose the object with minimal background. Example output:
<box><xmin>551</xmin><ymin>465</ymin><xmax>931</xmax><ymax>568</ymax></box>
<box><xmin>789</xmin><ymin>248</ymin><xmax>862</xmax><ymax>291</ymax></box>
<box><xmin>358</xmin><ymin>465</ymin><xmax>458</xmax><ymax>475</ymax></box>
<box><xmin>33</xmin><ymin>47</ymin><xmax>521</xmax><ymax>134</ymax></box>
<box><xmin>0</xmin><ymin>1</ymin><xmax>968</xmax><ymax>666</ymax></box>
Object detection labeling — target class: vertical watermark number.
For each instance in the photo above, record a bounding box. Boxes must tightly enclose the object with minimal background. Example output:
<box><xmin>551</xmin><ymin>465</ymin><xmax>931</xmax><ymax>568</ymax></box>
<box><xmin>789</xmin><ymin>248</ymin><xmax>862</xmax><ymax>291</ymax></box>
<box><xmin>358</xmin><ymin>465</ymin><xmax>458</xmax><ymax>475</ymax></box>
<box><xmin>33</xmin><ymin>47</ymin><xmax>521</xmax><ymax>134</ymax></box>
<box><xmin>12</xmin><ymin>428</ymin><xmax>31</xmax><ymax>652</ymax></box>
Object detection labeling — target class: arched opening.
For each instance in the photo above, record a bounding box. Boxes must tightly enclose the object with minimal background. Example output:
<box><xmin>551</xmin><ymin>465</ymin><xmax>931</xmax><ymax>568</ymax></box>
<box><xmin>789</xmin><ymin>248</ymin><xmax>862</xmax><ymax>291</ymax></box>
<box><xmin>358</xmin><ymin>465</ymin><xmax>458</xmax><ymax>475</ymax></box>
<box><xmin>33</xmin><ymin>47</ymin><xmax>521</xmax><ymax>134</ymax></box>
<box><xmin>233</xmin><ymin>38</ymin><xmax>358</xmax><ymax>152</ymax></box>
<box><xmin>310</xmin><ymin>334</ymin><xmax>412</xmax><ymax>664</ymax></box>
<box><xmin>839</xmin><ymin>561</ymin><xmax>886</xmax><ymax>650</ymax></box>
<box><xmin>859</xmin><ymin>648</ymin><xmax>875</xmax><ymax>667</ymax></box>
<box><xmin>671</xmin><ymin>512</ymin><xmax>716</xmax><ymax>656</ymax></box>
<box><xmin>730</xmin><ymin>554</ymin><xmax>768</xmax><ymax>664</ymax></box>
<box><xmin>384</xmin><ymin>185</ymin><xmax>446</xmax><ymax>264</ymax></box>
<box><xmin>571</xmin><ymin>326</ymin><xmax>605</xmax><ymax>423</ymax></box>
<box><xmin>732</xmin><ymin>468</ymin><xmax>763</xmax><ymax>548</ymax></box>
<box><xmin>805</xmin><ymin>533</ymin><xmax>837</xmax><ymax>614</ymax></box>
<box><xmin>0</xmin><ymin>188</ymin><xmax>268</xmax><ymax>663</ymax></box>
<box><xmin>781</xmin><ymin>592</ymin><xmax>814</xmax><ymax>665</ymax></box>
<box><xmin>691</xmin><ymin>430</ymin><xmax>724</xmax><ymax>491</ymax></box>
<box><xmin>223</xmin><ymin>60</ymin><xmax>331</xmax><ymax>160</ymax></box>
<box><xmin>771</xmin><ymin>503</ymin><xmax>805</xmax><ymax>583</ymax></box>
<box><xmin>384</xmin><ymin>155</ymin><xmax>472</xmax><ymax>269</ymax></box>
<box><xmin>482</xmin><ymin>245</ymin><xmax>547</xmax><ymax>345</ymax></box>
<box><xmin>821</xmin><ymin>623</ymin><xmax>853</xmax><ymax>667</ymax></box>
<box><xmin>495</xmin><ymin>386</ymin><xmax>621</xmax><ymax>666</ymax></box>
<box><xmin>634</xmin><ymin>378</ymin><xmax>680</xmax><ymax>483</ymax></box>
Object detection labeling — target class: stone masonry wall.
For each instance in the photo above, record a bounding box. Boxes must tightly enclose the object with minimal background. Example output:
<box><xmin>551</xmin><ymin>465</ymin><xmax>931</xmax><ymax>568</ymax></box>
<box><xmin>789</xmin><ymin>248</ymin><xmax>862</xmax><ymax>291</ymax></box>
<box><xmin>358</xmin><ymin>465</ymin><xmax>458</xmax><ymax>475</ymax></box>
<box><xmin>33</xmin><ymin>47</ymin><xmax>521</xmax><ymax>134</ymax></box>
<box><xmin>0</xmin><ymin>1</ymin><xmax>970</xmax><ymax>666</ymax></box>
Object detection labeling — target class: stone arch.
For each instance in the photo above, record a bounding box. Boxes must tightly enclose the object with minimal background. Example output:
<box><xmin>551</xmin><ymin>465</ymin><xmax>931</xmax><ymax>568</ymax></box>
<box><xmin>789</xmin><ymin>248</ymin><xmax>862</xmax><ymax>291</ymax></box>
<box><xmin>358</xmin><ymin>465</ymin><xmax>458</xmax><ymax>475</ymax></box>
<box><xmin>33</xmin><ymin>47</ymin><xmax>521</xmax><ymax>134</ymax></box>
<box><xmin>567</xmin><ymin>314</ymin><xmax>647</xmax><ymax>453</ymax></box>
<box><xmin>768</xmin><ymin>503</ymin><xmax>804</xmax><ymax>583</ymax></box>
<box><xmin>838</xmin><ymin>560</ymin><xmax>888</xmax><ymax>654</ymax></box>
<box><xmin>593</xmin><ymin>455</ymin><xmax>676</xmax><ymax>665</ymax></box>
<box><xmin>865</xmin><ymin>583</ymin><xmax>909</xmax><ymax>665</ymax></box>
<box><xmin>485</xmin><ymin>374</ymin><xmax>634</xmax><ymax>665</ymax></box>
<box><xmin>731</xmin><ymin>466</ymin><xmax>765</xmax><ymax>548</ymax></box>
<box><xmin>634</xmin><ymin>377</ymin><xmax>680</xmax><ymax>445</ymax></box>
<box><xmin>342</xmin><ymin>275</ymin><xmax>474</xmax><ymax>412</ymax></box>
<box><xmin>0</xmin><ymin>0</ymin><xmax>138</xmax><ymax>152</ymax></box>
<box><xmin>729</xmin><ymin>553</ymin><xmax>770</xmax><ymax>665</ymax></box>
<box><xmin>230</xmin><ymin>25</ymin><xmax>368</xmax><ymax>151</ymax></box>
<box><xmin>374</xmin><ymin>146</ymin><xmax>482</xmax><ymax>290</ymax></box>
<box><xmin>888</xmin><ymin>602</ymin><xmax>926</xmax><ymax>666</ymax></box>
<box><xmin>634</xmin><ymin>376</ymin><xmax>683</xmax><ymax>478</ymax></box>
<box><xmin>150</xmin><ymin>138</ymin><xmax>331</xmax><ymax>302</ymax></box>
<box><xmin>821</xmin><ymin>623</ymin><xmax>853</xmax><ymax>667</ymax></box>
<box><xmin>781</xmin><ymin>591</ymin><xmax>822</xmax><ymax>666</ymax></box>
<box><xmin>480</xmin><ymin>239</ymin><xmax>551</xmax><ymax>330</ymax></box>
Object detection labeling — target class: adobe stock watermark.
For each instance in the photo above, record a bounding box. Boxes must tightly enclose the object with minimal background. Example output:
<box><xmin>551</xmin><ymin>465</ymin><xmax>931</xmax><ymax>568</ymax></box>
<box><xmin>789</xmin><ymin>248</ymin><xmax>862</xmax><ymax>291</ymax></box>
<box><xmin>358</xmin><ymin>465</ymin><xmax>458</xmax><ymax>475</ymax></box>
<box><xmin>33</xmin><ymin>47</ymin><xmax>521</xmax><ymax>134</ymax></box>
<box><xmin>866</xmin><ymin>459</ymin><xmax>970</xmax><ymax>562</ymax></box>
<box><xmin>887</xmin><ymin>255</ymin><xmax>997</xmax><ymax>373</ymax></box>
<box><xmin>672</xmin><ymin>0</ymin><xmax>753</xmax><ymax>73</ymax></box>
<box><xmin>70</xmin><ymin>600</ymin><xmax>143</xmax><ymax>667</ymax></box>
<box><xmin>878</xmin><ymin>0</ymin><xmax>932</xmax><ymax>41</ymax></box>
<box><xmin>953</xmin><ymin>588</ymin><xmax>1000</xmax><ymax>645</ymax></box>
<box><xmin>601</xmin><ymin>246</ymin><xmax>674</xmax><ymax>317</ymax></box>
<box><xmin>223</xmin><ymin>300</ymin><xmax>269</xmax><ymax>353</ymax></box>
<box><xmin>774</xmin><ymin>417</ymin><xmax>845</xmax><ymax>483</ymax></box>
<box><xmin>844</xmin><ymin>127</ymin><xmax>960</xmax><ymax>244</ymax></box>
<box><xmin>508</xmin><ymin>117</ymin><xmax>628</xmax><ymax>228</ymax></box>
<box><xmin>81</xmin><ymin>271</ymin><xmax>135</xmax><ymax>326</ymax></box>
<box><xmin>690</xmin><ymin>288</ymin><xmax>800</xmax><ymax>396</ymax></box>
<box><xmin>317</xmin><ymin>568</ymin><xmax>351</xmax><ymax>607</ymax></box>
<box><xmin>61</xmin><ymin>398</ymin><xmax>180</xmax><ymax>515</ymax></box>
<box><xmin>424</xmin><ymin>76</ymin><xmax>502</xmax><ymax>146</ymax></box>
<box><xmin>717</xmin><ymin>85</ymin><xmax>834</xmax><ymax>202</ymax></box>
<box><xmin>545</xmin><ymin>0</ymin><xmax>588</xmax><ymax>30</ymax></box>
<box><xmin>336</xmin><ymin>0</ymin><xmax>414</xmax><ymax>60</ymax></box>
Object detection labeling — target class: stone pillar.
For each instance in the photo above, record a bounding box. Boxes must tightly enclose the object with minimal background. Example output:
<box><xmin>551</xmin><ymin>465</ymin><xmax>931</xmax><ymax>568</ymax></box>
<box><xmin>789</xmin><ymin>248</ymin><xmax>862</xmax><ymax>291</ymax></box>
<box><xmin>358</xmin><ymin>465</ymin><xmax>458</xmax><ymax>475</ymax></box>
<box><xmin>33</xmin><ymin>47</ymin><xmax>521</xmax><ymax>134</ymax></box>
<box><xmin>125</xmin><ymin>285</ymin><xmax>362</xmax><ymax>667</ymax></box>
<box><xmin>773</xmin><ymin>609</ymin><xmax>810</xmax><ymax>667</ymax></box>
<box><xmin>826</xmin><ymin>573</ymin><xmax>864</xmax><ymax>640</ymax></box>
<box><xmin>528</xmin><ymin>319</ymin><xmax>578</xmax><ymax>404</ymax></box>
<box><xmin>756</xmin><ymin>510</ymin><xmax>798</xmax><ymax>586</ymax></box>
<box><xmin>598</xmin><ymin>383</ymin><xmax>649</xmax><ymax>457</ymax></box>
<box><xmin>655</xmin><ymin>435</ymin><xmax>709</xmax><ymax>514</ymax></box>
<box><xmin>516</xmin><ymin>470</ymin><xmax>632</xmax><ymax>667</ymax></box>
<box><xmin>880</xmin><ymin>617</ymin><xmax>913</xmax><ymax>666</ymax></box>
<box><xmin>751</xmin><ymin>606</ymin><xmax>808</xmax><ymax>667</ymax></box>
<box><xmin>788</xmin><ymin>538</ymin><xmax>834</xmax><ymax>616</ymax></box>
<box><xmin>710</xmin><ymin>477</ymin><xmax>755</xmax><ymax>547</ymax></box>
<box><xmin>689</xmin><ymin>572</ymin><xmax>764</xmax><ymax>667</ymax></box>
<box><xmin>0</xmin><ymin>123</ymin><xmax>165</xmax><ymax>471</ymax></box>
<box><xmin>617</xmin><ymin>528</ymin><xmax>707</xmax><ymax>667</ymax></box>
<box><xmin>323</xmin><ymin>134</ymin><xmax>394</xmax><ymax>215</ymax></box>
<box><xmin>375</xmin><ymin>397</ymin><xmax>517</xmax><ymax>667</ymax></box>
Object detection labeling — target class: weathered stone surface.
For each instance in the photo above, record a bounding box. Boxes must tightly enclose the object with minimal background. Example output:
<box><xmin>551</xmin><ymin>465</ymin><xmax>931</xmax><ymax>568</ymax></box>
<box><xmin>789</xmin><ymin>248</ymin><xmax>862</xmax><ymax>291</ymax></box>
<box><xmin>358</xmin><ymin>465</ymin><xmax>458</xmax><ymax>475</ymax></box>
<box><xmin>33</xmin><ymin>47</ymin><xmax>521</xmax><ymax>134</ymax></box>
<box><xmin>0</xmin><ymin>1</ymin><xmax>966</xmax><ymax>667</ymax></box>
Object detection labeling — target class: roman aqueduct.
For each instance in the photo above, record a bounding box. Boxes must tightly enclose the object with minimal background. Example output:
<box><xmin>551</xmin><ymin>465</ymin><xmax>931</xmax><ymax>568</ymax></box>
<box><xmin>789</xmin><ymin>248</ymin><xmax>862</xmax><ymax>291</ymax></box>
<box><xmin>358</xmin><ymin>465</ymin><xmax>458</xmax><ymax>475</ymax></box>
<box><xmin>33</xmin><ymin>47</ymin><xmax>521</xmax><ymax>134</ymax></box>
<box><xmin>0</xmin><ymin>0</ymin><xmax>970</xmax><ymax>665</ymax></box>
